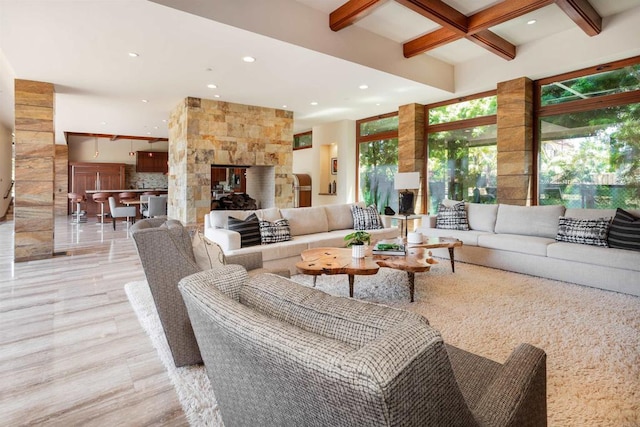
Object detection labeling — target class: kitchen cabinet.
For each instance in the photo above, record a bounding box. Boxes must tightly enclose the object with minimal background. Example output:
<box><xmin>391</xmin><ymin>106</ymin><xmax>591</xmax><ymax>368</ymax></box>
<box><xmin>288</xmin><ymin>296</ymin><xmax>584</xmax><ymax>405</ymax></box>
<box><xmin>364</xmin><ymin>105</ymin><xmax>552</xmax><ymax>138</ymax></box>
<box><xmin>68</xmin><ymin>162</ymin><xmax>126</xmax><ymax>216</ymax></box>
<box><xmin>136</xmin><ymin>151</ymin><xmax>168</xmax><ymax>173</ymax></box>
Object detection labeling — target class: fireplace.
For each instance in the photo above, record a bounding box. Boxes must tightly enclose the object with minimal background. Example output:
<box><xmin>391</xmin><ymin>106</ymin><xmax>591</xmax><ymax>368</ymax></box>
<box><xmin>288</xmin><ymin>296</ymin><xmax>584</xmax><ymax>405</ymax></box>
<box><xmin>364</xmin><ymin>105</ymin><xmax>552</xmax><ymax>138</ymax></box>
<box><xmin>211</xmin><ymin>165</ymin><xmax>275</xmax><ymax>209</ymax></box>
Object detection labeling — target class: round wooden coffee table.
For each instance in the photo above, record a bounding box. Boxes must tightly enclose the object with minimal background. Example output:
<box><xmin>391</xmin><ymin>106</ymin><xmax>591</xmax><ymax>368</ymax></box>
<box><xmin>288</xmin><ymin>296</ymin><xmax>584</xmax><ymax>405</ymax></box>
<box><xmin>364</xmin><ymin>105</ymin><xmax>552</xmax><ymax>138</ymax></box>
<box><xmin>296</xmin><ymin>248</ymin><xmax>380</xmax><ymax>299</ymax></box>
<box><xmin>297</xmin><ymin>246</ymin><xmax>435</xmax><ymax>302</ymax></box>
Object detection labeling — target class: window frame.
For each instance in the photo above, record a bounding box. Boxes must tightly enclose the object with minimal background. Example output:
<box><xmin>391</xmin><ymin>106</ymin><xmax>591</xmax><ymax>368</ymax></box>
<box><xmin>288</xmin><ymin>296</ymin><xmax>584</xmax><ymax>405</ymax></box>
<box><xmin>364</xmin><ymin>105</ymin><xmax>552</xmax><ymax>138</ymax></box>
<box><xmin>356</xmin><ymin>112</ymin><xmax>399</xmax><ymax>204</ymax></box>
<box><xmin>425</xmin><ymin>90</ymin><xmax>498</xmax><ymax>213</ymax></box>
<box><xmin>533</xmin><ymin>55</ymin><xmax>640</xmax><ymax>206</ymax></box>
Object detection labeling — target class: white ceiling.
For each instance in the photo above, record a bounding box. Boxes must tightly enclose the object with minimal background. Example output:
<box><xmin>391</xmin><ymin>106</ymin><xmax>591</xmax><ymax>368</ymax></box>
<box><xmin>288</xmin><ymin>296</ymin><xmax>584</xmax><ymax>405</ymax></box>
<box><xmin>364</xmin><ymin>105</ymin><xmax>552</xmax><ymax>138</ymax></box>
<box><xmin>0</xmin><ymin>0</ymin><xmax>639</xmax><ymax>143</ymax></box>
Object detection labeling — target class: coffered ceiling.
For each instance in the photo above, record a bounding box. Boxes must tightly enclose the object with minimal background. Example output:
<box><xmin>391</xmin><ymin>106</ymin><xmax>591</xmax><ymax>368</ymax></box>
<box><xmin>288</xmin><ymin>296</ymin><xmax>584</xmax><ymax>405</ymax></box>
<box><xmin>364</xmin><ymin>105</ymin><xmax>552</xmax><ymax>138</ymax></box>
<box><xmin>1</xmin><ymin>0</ymin><xmax>639</xmax><ymax>143</ymax></box>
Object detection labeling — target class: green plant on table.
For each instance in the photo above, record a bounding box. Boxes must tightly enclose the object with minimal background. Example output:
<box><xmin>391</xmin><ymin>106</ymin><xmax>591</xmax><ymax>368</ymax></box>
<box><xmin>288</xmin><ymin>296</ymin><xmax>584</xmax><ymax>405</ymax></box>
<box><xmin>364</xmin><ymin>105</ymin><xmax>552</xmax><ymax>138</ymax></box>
<box><xmin>344</xmin><ymin>231</ymin><xmax>371</xmax><ymax>247</ymax></box>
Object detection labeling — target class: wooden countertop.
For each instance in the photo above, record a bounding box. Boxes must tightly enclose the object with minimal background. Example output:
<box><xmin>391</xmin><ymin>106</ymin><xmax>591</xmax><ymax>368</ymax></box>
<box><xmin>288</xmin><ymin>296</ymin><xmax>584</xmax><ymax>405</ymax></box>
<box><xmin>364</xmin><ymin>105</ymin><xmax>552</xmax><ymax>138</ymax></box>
<box><xmin>85</xmin><ymin>189</ymin><xmax>168</xmax><ymax>194</ymax></box>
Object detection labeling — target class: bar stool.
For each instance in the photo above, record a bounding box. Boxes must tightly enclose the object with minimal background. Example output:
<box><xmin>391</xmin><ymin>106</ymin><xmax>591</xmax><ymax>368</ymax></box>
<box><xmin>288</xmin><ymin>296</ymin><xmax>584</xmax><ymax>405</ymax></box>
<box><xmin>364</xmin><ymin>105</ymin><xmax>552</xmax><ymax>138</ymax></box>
<box><xmin>119</xmin><ymin>192</ymin><xmax>139</xmax><ymax>216</ymax></box>
<box><xmin>92</xmin><ymin>192</ymin><xmax>111</xmax><ymax>224</ymax></box>
<box><xmin>67</xmin><ymin>193</ymin><xmax>87</xmax><ymax>223</ymax></box>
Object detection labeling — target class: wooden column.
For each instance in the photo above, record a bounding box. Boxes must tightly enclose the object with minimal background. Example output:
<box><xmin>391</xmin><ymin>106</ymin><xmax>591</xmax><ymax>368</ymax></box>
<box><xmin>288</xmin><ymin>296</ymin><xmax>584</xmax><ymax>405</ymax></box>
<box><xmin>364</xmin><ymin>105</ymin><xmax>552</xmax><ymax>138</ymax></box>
<box><xmin>14</xmin><ymin>80</ymin><xmax>55</xmax><ymax>262</ymax></box>
<box><xmin>55</xmin><ymin>144</ymin><xmax>68</xmax><ymax>216</ymax></box>
<box><xmin>398</xmin><ymin>103</ymin><xmax>425</xmax><ymax>213</ymax></box>
<box><xmin>497</xmin><ymin>77</ymin><xmax>534</xmax><ymax>206</ymax></box>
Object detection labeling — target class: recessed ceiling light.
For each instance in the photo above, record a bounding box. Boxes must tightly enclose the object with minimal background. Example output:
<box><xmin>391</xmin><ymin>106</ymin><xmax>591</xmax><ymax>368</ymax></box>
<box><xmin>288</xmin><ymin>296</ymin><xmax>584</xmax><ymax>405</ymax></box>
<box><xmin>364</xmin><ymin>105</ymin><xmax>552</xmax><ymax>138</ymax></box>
<box><xmin>213</xmin><ymin>94</ymin><xmax>221</xmax><ymax>98</ymax></box>
<box><xmin>141</xmin><ymin>99</ymin><xmax>149</xmax><ymax>103</ymax></box>
<box><xmin>527</xmin><ymin>19</ymin><xmax>537</xmax><ymax>25</ymax></box>
<box><xmin>128</xmin><ymin>52</ymin><xmax>139</xmax><ymax>57</ymax></box>
<box><xmin>100</xmin><ymin>121</ymin><xmax>107</xmax><ymax>125</ymax></box>
<box><xmin>207</xmin><ymin>83</ymin><xmax>217</xmax><ymax>89</ymax></box>
<box><xmin>310</xmin><ymin>101</ymin><xmax>318</xmax><ymax>106</ymax></box>
<box><xmin>242</xmin><ymin>56</ymin><xmax>256</xmax><ymax>63</ymax></box>
<box><xmin>282</xmin><ymin>105</ymin><xmax>287</xmax><ymax>108</ymax></box>
<box><xmin>375</xmin><ymin>103</ymin><xmax>381</xmax><ymax>106</ymax></box>
<box><xmin>147</xmin><ymin>132</ymin><xmax>151</xmax><ymax>135</ymax></box>
<box><xmin>359</xmin><ymin>84</ymin><xmax>369</xmax><ymax>90</ymax></box>
<box><xmin>162</xmin><ymin>119</ymin><xmax>167</xmax><ymax>123</ymax></box>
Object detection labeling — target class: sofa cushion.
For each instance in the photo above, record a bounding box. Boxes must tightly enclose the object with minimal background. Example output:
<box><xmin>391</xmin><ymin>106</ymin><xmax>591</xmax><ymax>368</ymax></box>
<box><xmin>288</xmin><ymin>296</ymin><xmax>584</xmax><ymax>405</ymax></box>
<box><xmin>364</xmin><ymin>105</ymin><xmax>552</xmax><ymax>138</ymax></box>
<box><xmin>547</xmin><ymin>241</ymin><xmax>640</xmax><ymax>272</ymax></box>
<box><xmin>280</xmin><ymin>206</ymin><xmax>329</xmax><ymax>236</ymax></box>
<box><xmin>608</xmin><ymin>208</ymin><xmax>640</xmax><ymax>252</ymax></box>
<box><xmin>494</xmin><ymin>204</ymin><xmax>565</xmax><ymax>239</ymax></box>
<box><xmin>325</xmin><ymin>203</ymin><xmax>358</xmax><ymax>231</ymax></box>
<box><xmin>556</xmin><ymin>216</ymin><xmax>610</xmax><ymax>247</ymax></box>
<box><xmin>436</xmin><ymin>202</ymin><xmax>469</xmax><ymax>230</ymax></box>
<box><xmin>565</xmin><ymin>208</ymin><xmax>617</xmax><ymax>220</ymax></box>
<box><xmin>259</xmin><ymin>218</ymin><xmax>291</xmax><ymax>244</ymax></box>
<box><xmin>228</xmin><ymin>213</ymin><xmax>261</xmax><ymax>247</ymax></box>
<box><xmin>420</xmin><ymin>227</ymin><xmax>489</xmax><ymax>246</ymax></box>
<box><xmin>478</xmin><ymin>234</ymin><xmax>555</xmax><ymax>256</ymax></box>
<box><xmin>467</xmin><ymin>203</ymin><xmax>498</xmax><ymax>232</ymax></box>
<box><xmin>351</xmin><ymin>204</ymin><xmax>384</xmax><ymax>230</ymax></box>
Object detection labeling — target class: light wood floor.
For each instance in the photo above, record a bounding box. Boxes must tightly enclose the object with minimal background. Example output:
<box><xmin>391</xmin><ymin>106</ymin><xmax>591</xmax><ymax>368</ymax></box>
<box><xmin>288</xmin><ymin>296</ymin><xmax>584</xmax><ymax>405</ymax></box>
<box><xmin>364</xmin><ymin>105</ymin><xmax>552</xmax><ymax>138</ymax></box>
<box><xmin>0</xmin><ymin>217</ymin><xmax>188</xmax><ymax>426</ymax></box>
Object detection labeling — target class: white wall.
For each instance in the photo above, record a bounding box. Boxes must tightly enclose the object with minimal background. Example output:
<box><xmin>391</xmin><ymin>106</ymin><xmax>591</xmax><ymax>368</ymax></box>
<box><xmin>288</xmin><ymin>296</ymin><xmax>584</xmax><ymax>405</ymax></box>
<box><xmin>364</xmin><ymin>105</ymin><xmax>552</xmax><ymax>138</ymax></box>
<box><xmin>68</xmin><ymin>136</ymin><xmax>168</xmax><ymax>164</ymax></box>
<box><xmin>292</xmin><ymin>119</ymin><xmax>356</xmax><ymax>207</ymax></box>
<box><xmin>0</xmin><ymin>124</ymin><xmax>12</xmax><ymax>217</ymax></box>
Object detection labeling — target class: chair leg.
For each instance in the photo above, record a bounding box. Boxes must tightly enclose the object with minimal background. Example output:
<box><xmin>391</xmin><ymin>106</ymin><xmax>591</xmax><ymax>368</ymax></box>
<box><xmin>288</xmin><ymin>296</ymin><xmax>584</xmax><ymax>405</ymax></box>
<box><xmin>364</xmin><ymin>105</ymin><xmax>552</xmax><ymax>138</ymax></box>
<box><xmin>112</xmin><ymin>217</ymin><xmax>116</xmax><ymax>231</ymax></box>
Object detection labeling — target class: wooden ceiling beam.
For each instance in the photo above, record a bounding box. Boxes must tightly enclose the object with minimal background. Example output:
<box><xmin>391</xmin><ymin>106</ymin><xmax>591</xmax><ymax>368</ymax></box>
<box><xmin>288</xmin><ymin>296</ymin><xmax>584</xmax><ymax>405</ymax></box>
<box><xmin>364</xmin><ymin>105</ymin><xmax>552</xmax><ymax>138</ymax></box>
<box><xmin>468</xmin><ymin>30</ymin><xmax>516</xmax><ymax>60</ymax></box>
<box><xmin>403</xmin><ymin>27</ymin><xmax>458</xmax><ymax>58</ymax></box>
<box><xmin>64</xmin><ymin>132</ymin><xmax>168</xmax><ymax>144</ymax></box>
<box><xmin>395</xmin><ymin>0</ymin><xmax>467</xmax><ymax>34</ymax></box>
<box><xmin>467</xmin><ymin>0</ymin><xmax>554</xmax><ymax>34</ymax></box>
<box><xmin>554</xmin><ymin>0</ymin><xmax>601</xmax><ymax>36</ymax></box>
<box><xmin>398</xmin><ymin>0</ymin><xmax>516</xmax><ymax>60</ymax></box>
<box><xmin>330</xmin><ymin>0</ymin><xmax>388</xmax><ymax>31</ymax></box>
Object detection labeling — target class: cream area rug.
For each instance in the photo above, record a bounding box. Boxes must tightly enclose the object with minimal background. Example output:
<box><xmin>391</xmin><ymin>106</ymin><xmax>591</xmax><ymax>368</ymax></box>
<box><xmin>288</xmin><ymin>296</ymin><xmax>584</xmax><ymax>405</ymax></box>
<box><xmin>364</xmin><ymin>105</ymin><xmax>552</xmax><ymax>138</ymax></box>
<box><xmin>125</xmin><ymin>262</ymin><xmax>640</xmax><ymax>427</ymax></box>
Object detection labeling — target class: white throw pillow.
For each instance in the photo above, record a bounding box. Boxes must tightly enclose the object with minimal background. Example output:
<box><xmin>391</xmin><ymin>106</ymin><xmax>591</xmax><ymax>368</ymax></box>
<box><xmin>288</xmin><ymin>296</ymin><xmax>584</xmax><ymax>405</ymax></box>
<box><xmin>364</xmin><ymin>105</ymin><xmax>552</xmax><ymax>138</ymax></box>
<box><xmin>192</xmin><ymin>231</ymin><xmax>226</xmax><ymax>270</ymax></box>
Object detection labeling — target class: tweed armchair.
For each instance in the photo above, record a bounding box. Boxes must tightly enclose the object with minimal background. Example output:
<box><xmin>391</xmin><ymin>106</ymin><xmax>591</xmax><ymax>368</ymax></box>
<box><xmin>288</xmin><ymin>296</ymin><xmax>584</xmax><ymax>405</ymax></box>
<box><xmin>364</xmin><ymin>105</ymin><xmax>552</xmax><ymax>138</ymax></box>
<box><xmin>180</xmin><ymin>266</ymin><xmax>547</xmax><ymax>427</ymax></box>
<box><xmin>130</xmin><ymin>218</ymin><xmax>274</xmax><ymax>367</ymax></box>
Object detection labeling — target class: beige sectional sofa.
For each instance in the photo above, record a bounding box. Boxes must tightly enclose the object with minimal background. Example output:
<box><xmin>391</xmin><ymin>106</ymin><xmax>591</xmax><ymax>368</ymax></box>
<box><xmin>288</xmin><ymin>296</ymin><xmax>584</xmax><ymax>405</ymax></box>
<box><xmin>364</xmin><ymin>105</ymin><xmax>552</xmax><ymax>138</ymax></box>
<box><xmin>204</xmin><ymin>202</ymin><xmax>400</xmax><ymax>274</ymax></box>
<box><xmin>417</xmin><ymin>203</ymin><xmax>640</xmax><ymax>296</ymax></box>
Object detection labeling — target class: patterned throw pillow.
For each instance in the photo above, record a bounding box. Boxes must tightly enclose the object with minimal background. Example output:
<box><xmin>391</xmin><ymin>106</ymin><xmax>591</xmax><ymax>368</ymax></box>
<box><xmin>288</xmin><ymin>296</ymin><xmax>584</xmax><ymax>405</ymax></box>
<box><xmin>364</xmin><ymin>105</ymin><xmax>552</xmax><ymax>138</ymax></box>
<box><xmin>227</xmin><ymin>213</ymin><xmax>261</xmax><ymax>247</ymax></box>
<box><xmin>607</xmin><ymin>208</ymin><xmax>640</xmax><ymax>252</ymax></box>
<box><xmin>259</xmin><ymin>218</ymin><xmax>291</xmax><ymax>244</ymax></box>
<box><xmin>436</xmin><ymin>202</ymin><xmax>469</xmax><ymax>230</ymax></box>
<box><xmin>351</xmin><ymin>204</ymin><xmax>383</xmax><ymax>230</ymax></box>
<box><xmin>556</xmin><ymin>216</ymin><xmax>610</xmax><ymax>247</ymax></box>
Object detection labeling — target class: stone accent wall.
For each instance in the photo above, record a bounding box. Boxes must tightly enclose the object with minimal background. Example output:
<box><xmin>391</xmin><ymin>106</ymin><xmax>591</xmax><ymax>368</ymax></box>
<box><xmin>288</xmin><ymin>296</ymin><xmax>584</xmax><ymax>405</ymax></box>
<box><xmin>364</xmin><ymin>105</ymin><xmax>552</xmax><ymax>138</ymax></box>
<box><xmin>497</xmin><ymin>77</ymin><xmax>534</xmax><ymax>206</ymax></box>
<box><xmin>54</xmin><ymin>144</ymin><xmax>68</xmax><ymax>216</ymax></box>
<box><xmin>398</xmin><ymin>103</ymin><xmax>426</xmax><ymax>213</ymax></box>
<box><xmin>14</xmin><ymin>80</ymin><xmax>55</xmax><ymax>262</ymax></box>
<box><xmin>168</xmin><ymin>98</ymin><xmax>293</xmax><ymax>224</ymax></box>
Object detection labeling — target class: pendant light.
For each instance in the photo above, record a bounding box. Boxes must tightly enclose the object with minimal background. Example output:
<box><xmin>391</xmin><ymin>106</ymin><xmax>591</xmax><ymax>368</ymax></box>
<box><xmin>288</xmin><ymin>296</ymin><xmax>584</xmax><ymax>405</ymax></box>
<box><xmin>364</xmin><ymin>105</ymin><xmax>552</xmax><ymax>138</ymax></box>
<box><xmin>129</xmin><ymin>139</ymin><xmax>135</xmax><ymax>156</ymax></box>
<box><xmin>93</xmin><ymin>137</ymin><xmax>99</xmax><ymax>158</ymax></box>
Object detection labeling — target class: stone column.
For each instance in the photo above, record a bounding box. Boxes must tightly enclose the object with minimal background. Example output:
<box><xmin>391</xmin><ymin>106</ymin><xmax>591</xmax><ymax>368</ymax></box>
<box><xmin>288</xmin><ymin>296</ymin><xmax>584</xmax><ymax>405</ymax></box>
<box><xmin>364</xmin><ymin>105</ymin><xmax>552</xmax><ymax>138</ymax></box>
<box><xmin>398</xmin><ymin>103</ymin><xmax>425</xmax><ymax>213</ymax></box>
<box><xmin>497</xmin><ymin>77</ymin><xmax>534</xmax><ymax>206</ymax></box>
<box><xmin>14</xmin><ymin>80</ymin><xmax>55</xmax><ymax>262</ymax></box>
<box><xmin>168</xmin><ymin>98</ymin><xmax>294</xmax><ymax>224</ymax></box>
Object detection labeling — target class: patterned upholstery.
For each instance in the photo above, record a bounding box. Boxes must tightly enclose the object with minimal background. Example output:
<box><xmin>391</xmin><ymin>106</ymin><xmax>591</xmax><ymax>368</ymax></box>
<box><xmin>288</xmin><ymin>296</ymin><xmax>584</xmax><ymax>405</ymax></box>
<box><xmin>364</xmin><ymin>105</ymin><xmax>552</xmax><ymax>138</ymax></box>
<box><xmin>179</xmin><ymin>266</ymin><xmax>548</xmax><ymax>426</ymax></box>
<box><xmin>130</xmin><ymin>218</ymin><xmax>269</xmax><ymax>367</ymax></box>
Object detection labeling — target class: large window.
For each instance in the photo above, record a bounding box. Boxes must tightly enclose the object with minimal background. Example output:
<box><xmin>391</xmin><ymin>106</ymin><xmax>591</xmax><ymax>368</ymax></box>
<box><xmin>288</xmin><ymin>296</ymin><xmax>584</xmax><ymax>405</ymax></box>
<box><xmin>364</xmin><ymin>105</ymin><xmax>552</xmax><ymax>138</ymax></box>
<box><xmin>426</xmin><ymin>93</ymin><xmax>497</xmax><ymax>213</ymax></box>
<box><xmin>357</xmin><ymin>114</ymin><xmax>398</xmax><ymax>212</ymax></box>
<box><xmin>537</xmin><ymin>58</ymin><xmax>640</xmax><ymax>209</ymax></box>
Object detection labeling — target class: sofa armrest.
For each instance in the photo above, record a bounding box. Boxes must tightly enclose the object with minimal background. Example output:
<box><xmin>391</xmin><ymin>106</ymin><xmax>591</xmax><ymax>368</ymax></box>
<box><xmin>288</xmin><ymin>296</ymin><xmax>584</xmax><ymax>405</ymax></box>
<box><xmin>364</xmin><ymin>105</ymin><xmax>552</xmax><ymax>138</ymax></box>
<box><xmin>424</xmin><ymin>214</ymin><xmax>437</xmax><ymax>228</ymax></box>
<box><xmin>226</xmin><ymin>252</ymin><xmax>263</xmax><ymax>271</ymax></box>
<box><xmin>474</xmin><ymin>343</ymin><xmax>547</xmax><ymax>427</ymax></box>
<box><xmin>204</xmin><ymin>228</ymin><xmax>241</xmax><ymax>251</ymax></box>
